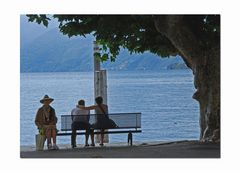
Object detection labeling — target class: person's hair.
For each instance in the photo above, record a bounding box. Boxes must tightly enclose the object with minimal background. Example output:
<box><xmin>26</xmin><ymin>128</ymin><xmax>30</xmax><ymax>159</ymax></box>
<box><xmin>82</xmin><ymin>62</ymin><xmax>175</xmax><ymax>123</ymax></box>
<box><xmin>95</xmin><ymin>96</ymin><xmax>103</xmax><ymax>105</ymax></box>
<box><xmin>78</xmin><ymin>100</ymin><xmax>85</xmax><ymax>106</ymax></box>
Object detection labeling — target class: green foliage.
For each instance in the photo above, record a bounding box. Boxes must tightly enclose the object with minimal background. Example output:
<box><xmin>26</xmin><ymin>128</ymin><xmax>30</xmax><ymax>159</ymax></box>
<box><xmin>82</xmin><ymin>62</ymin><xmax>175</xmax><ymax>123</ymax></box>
<box><xmin>26</xmin><ymin>14</ymin><xmax>50</xmax><ymax>27</ymax></box>
<box><xmin>26</xmin><ymin>15</ymin><xmax>220</xmax><ymax>62</ymax></box>
<box><xmin>102</xmin><ymin>53</ymin><xmax>109</xmax><ymax>61</ymax></box>
<box><xmin>184</xmin><ymin>15</ymin><xmax>220</xmax><ymax>49</ymax></box>
<box><xmin>94</xmin><ymin>52</ymin><xmax>101</xmax><ymax>60</ymax></box>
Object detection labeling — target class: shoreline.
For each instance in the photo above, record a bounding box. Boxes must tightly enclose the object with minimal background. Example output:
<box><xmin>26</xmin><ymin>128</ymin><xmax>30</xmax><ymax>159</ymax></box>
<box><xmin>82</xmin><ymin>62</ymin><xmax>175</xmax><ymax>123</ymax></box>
<box><xmin>20</xmin><ymin>140</ymin><xmax>178</xmax><ymax>152</ymax></box>
<box><xmin>20</xmin><ymin>140</ymin><xmax>220</xmax><ymax>158</ymax></box>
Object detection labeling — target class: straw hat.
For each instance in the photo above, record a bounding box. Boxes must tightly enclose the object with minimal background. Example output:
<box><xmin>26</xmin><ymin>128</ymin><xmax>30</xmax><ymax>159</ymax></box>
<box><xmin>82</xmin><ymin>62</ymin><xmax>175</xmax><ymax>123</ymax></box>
<box><xmin>40</xmin><ymin>95</ymin><xmax>54</xmax><ymax>104</ymax></box>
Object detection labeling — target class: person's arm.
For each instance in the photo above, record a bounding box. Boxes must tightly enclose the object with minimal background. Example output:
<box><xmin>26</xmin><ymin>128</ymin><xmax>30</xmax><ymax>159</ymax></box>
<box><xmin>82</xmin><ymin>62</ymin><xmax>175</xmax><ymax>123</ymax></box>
<box><xmin>71</xmin><ymin>109</ymin><xmax>74</xmax><ymax>121</ymax></box>
<box><xmin>105</xmin><ymin>105</ymin><xmax>109</xmax><ymax>114</ymax></box>
<box><xmin>78</xmin><ymin>105</ymin><xmax>97</xmax><ymax>110</ymax></box>
<box><xmin>53</xmin><ymin>109</ymin><xmax>58</xmax><ymax>124</ymax></box>
<box><xmin>35</xmin><ymin>108</ymin><xmax>42</xmax><ymax>129</ymax></box>
<box><xmin>49</xmin><ymin>108</ymin><xmax>57</xmax><ymax>125</ymax></box>
<box><xmin>86</xmin><ymin>110</ymin><xmax>90</xmax><ymax>122</ymax></box>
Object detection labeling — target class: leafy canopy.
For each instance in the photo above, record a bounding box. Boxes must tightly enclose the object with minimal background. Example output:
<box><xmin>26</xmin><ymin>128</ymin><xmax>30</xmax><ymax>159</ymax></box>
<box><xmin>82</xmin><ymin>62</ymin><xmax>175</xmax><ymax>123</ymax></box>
<box><xmin>27</xmin><ymin>15</ymin><xmax>220</xmax><ymax>62</ymax></box>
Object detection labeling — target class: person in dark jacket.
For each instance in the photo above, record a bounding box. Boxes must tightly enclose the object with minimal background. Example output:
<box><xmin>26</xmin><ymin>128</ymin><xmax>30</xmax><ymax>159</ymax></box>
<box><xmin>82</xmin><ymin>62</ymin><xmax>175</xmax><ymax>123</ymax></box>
<box><xmin>35</xmin><ymin>95</ymin><xmax>59</xmax><ymax>150</ymax></box>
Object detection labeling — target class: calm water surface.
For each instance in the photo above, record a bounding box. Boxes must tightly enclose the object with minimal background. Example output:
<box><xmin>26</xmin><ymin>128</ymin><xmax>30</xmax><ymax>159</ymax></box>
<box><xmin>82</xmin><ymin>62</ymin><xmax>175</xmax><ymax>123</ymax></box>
<box><xmin>20</xmin><ymin>70</ymin><xmax>199</xmax><ymax>145</ymax></box>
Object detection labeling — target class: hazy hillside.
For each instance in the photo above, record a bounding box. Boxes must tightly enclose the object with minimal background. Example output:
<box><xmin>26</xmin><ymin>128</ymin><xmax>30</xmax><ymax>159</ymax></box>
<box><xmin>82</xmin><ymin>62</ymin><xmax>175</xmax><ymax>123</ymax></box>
<box><xmin>20</xmin><ymin>15</ymin><xmax>187</xmax><ymax>72</ymax></box>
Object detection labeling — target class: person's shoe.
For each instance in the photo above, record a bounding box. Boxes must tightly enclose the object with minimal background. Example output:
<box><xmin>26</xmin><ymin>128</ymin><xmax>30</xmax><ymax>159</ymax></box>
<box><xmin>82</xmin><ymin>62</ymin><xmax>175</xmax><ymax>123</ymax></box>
<box><xmin>84</xmin><ymin>144</ymin><xmax>89</xmax><ymax>147</ymax></box>
<box><xmin>99</xmin><ymin>143</ymin><xmax>104</xmax><ymax>147</ymax></box>
<box><xmin>52</xmin><ymin>144</ymin><xmax>59</xmax><ymax>150</ymax></box>
<box><xmin>90</xmin><ymin>143</ymin><xmax>95</xmax><ymax>147</ymax></box>
<box><xmin>72</xmin><ymin>144</ymin><xmax>77</xmax><ymax>149</ymax></box>
<box><xmin>47</xmin><ymin>143</ymin><xmax>52</xmax><ymax>150</ymax></box>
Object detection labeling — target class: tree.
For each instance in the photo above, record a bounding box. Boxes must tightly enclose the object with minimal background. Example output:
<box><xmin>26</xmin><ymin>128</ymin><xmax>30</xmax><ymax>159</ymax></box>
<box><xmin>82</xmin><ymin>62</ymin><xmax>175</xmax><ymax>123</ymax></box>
<box><xmin>27</xmin><ymin>14</ymin><xmax>220</xmax><ymax>142</ymax></box>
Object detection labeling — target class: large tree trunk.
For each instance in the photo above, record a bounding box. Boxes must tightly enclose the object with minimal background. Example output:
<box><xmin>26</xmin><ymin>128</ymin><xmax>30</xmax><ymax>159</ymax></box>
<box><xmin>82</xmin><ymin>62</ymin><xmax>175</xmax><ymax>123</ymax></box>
<box><xmin>154</xmin><ymin>16</ymin><xmax>220</xmax><ymax>142</ymax></box>
<box><xmin>194</xmin><ymin>47</ymin><xmax>220</xmax><ymax>141</ymax></box>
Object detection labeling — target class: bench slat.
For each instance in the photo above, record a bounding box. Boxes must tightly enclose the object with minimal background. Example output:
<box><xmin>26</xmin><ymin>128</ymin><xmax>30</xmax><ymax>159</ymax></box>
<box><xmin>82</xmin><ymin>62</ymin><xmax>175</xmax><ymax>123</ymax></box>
<box><xmin>61</xmin><ymin>113</ymin><xmax>141</xmax><ymax>131</ymax></box>
<box><xmin>57</xmin><ymin>130</ymin><xmax>142</xmax><ymax>136</ymax></box>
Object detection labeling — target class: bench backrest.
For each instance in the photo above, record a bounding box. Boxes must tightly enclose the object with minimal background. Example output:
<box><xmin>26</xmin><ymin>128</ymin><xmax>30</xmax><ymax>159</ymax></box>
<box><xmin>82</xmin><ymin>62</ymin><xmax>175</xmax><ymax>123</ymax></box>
<box><xmin>61</xmin><ymin>113</ymin><xmax>141</xmax><ymax>131</ymax></box>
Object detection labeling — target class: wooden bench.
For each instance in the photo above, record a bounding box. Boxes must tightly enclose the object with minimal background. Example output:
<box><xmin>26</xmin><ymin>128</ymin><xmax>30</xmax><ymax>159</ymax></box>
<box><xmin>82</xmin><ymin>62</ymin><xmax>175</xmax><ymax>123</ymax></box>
<box><xmin>57</xmin><ymin>113</ymin><xmax>142</xmax><ymax>146</ymax></box>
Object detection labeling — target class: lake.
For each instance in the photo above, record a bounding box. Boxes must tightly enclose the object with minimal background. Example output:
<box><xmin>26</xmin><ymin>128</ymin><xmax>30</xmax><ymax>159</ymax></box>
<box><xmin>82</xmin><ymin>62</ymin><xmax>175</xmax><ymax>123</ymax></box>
<box><xmin>20</xmin><ymin>70</ymin><xmax>199</xmax><ymax>146</ymax></box>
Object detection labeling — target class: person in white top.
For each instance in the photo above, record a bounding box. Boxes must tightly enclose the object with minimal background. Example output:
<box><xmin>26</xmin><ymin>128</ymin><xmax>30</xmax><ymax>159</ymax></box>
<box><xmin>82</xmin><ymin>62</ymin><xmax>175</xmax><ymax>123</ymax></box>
<box><xmin>71</xmin><ymin>100</ymin><xmax>94</xmax><ymax>148</ymax></box>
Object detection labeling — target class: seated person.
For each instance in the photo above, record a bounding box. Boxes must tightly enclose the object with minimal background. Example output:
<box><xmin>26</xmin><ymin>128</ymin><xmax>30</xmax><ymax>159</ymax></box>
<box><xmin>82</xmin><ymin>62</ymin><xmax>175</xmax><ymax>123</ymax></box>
<box><xmin>35</xmin><ymin>95</ymin><xmax>59</xmax><ymax>150</ymax></box>
<box><xmin>78</xmin><ymin>96</ymin><xmax>117</xmax><ymax>146</ymax></box>
<box><xmin>71</xmin><ymin>99</ymin><xmax>94</xmax><ymax>148</ymax></box>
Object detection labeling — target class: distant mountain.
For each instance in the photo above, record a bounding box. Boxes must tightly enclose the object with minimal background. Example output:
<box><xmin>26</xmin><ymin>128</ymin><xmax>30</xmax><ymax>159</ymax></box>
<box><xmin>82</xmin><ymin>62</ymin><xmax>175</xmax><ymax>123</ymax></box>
<box><xmin>20</xmin><ymin>16</ymin><xmax>188</xmax><ymax>73</ymax></box>
<box><xmin>20</xmin><ymin>15</ymin><xmax>58</xmax><ymax>47</ymax></box>
<box><xmin>167</xmin><ymin>62</ymin><xmax>188</xmax><ymax>70</ymax></box>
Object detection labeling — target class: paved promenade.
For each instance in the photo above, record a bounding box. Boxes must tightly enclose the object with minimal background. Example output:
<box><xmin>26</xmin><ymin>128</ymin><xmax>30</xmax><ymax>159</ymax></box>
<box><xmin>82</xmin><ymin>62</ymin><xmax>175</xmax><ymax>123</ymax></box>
<box><xmin>20</xmin><ymin>140</ymin><xmax>220</xmax><ymax>158</ymax></box>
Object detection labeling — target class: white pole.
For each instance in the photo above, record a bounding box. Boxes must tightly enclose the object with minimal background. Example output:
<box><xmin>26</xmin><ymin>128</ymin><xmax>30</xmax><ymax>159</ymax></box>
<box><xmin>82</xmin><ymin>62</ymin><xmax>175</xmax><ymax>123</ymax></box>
<box><xmin>93</xmin><ymin>41</ymin><xmax>109</xmax><ymax>143</ymax></box>
<box><xmin>93</xmin><ymin>41</ymin><xmax>100</xmax><ymax>75</ymax></box>
<box><xmin>95</xmin><ymin>70</ymin><xmax>107</xmax><ymax>104</ymax></box>
<box><xmin>93</xmin><ymin>41</ymin><xmax>100</xmax><ymax>100</ymax></box>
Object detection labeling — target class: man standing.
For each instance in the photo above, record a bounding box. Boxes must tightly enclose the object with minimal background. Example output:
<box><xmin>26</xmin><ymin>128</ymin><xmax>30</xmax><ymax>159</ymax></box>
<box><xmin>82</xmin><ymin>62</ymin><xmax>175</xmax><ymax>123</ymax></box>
<box><xmin>71</xmin><ymin>100</ymin><xmax>95</xmax><ymax>148</ymax></box>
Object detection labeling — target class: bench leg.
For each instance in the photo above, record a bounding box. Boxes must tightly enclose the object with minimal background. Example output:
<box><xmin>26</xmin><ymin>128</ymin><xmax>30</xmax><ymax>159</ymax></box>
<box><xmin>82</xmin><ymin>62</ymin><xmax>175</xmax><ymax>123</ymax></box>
<box><xmin>128</xmin><ymin>132</ymin><xmax>133</xmax><ymax>146</ymax></box>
